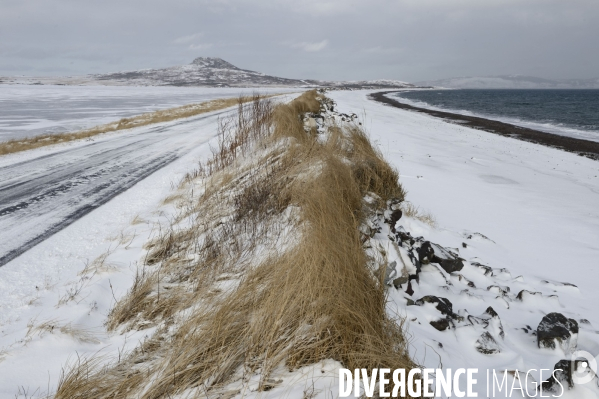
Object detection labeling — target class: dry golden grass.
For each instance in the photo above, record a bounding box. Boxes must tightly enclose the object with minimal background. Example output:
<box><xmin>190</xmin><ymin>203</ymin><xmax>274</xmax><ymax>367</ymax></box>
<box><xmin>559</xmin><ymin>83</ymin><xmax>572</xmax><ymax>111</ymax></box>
<box><xmin>0</xmin><ymin>94</ymin><xmax>277</xmax><ymax>156</ymax></box>
<box><xmin>54</xmin><ymin>90</ymin><xmax>417</xmax><ymax>398</ymax></box>
<box><xmin>25</xmin><ymin>319</ymin><xmax>100</xmax><ymax>344</ymax></box>
<box><xmin>401</xmin><ymin>201</ymin><xmax>438</xmax><ymax>228</ymax></box>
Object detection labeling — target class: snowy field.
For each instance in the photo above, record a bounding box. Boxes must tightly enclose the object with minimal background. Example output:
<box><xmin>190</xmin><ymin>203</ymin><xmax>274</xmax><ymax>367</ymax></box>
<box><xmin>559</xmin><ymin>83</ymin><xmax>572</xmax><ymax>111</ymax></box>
<box><xmin>329</xmin><ymin>90</ymin><xmax>599</xmax><ymax>397</ymax></box>
<box><xmin>0</xmin><ymin>85</ymin><xmax>297</xmax><ymax>141</ymax></box>
<box><xmin>0</xmin><ymin>89</ymin><xmax>598</xmax><ymax>397</ymax></box>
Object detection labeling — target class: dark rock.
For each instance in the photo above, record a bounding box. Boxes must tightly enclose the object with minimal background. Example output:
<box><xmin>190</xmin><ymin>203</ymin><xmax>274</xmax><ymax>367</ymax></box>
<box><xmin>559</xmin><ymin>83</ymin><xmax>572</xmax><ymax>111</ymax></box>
<box><xmin>488</xmin><ymin>285</ymin><xmax>510</xmax><ymax>297</ymax></box>
<box><xmin>537</xmin><ymin>313</ymin><xmax>579</xmax><ymax>351</ymax></box>
<box><xmin>457</xmin><ymin>274</ymin><xmax>476</xmax><ymax>288</ymax></box>
<box><xmin>516</xmin><ymin>290</ymin><xmax>542</xmax><ymax>301</ymax></box>
<box><xmin>438</xmin><ymin>257</ymin><xmax>464</xmax><ymax>274</ymax></box>
<box><xmin>418</xmin><ymin>241</ymin><xmax>435</xmax><ymax>264</ymax></box>
<box><xmin>406</xmin><ymin>298</ymin><xmax>415</xmax><ymax>306</ymax></box>
<box><xmin>407</xmin><ymin>250</ymin><xmax>421</xmax><ymax>274</ymax></box>
<box><xmin>466</xmin><ymin>307</ymin><xmax>505</xmax><ymax>339</ymax></box>
<box><xmin>485</xmin><ymin>306</ymin><xmax>499</xmax><ymax>318</ymax></box>
<box><xmin>466</xmin><ymin>232</ymin><xmax>495</xmax><ymax>243</ymax></box>
<box><xmin>389</xmin><ymin>209</ymin><xmax>402</xmax><ymax>232</ymax></box>
<box><xmin>405</xmin><ymin>280</ymin><xmax>414</xmax><ymax>296</ymax></box>
<box><xmin>392</xmin><ymin>275</ymin><xmax>409</xmax><ymax>289</ymax></box>
<box><xmin>580</xmin><ymin>319</ymin><xmax>591</xmax><ymax>325</ymax></box>
<box><xmin>476</xmin><ymin>331</ymin><xmax>501</xmax><ymax>354</ymax></box>
<box><xmin>472</xmin><ymin>262</ymin><xmax>493</xmax><ymax>276</ymax></box>
<box><xmin>462</xmin><ymin>242</ymin><xmax>467</xmax><ymax>248</ymax></box>
<box><xmin>417</xmin><ymin>241</ymin><xmax>464</xmax><ymax>273</ymax></box>
<box><xmin>430</xmin><ymin>318</ymin><xmax>452</xmax><ymax>331</ymax></box>
<box><xmin>430</xmin><ymin>243</ymin><xmax>464</xmax><ymax>273</ymax></box>
<box><xmin>539</xmin><ymin>359</ymin><xmax>576</xmax><ymax>393</ymax></box>
<box><xmin>395</xmin><ymin>226</ymin><xmax>413</xmax><ymax>244</ymax></box>
<box><xmin>415</xmin><ymin>295</ymin><xmax>454</xmax><ymax>316</ymax></box>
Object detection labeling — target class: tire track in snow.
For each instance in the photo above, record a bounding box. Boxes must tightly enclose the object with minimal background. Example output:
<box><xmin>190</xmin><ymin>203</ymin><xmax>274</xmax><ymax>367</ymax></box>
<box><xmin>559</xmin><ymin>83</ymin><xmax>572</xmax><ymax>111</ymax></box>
<box><xmin>0</xmin><ymin>110</ymin><xmax>230</xmax><ymax>267</ymax></box>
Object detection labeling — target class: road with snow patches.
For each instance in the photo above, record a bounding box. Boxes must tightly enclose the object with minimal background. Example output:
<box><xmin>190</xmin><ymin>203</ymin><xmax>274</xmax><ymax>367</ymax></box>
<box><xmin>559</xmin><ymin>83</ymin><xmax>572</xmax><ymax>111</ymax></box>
<box><xmin>0</xmin><ymin>109</ymin><xmax>231</xmax><ymax>267</ymax></box>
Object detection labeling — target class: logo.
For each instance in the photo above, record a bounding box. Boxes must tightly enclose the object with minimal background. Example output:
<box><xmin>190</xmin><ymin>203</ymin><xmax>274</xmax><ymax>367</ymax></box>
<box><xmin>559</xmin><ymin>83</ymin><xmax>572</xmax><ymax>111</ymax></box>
<box><xmin>571</xmin><ymin>350</ymin><xmax>597</xmax><ymax>385</ymax></box>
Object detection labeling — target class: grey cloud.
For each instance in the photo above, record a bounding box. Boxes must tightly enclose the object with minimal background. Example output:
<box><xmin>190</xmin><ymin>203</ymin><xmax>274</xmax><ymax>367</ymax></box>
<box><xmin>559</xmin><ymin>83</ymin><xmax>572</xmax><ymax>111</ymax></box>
<box><xmin>1</xmin><ymin>0</ymin><xmax>598</xmax><ymax>81</ymax></box>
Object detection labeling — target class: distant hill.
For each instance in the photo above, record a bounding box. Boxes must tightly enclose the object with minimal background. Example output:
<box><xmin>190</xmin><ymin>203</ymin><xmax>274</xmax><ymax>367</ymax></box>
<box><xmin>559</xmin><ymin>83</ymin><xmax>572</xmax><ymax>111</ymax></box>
<box><xmin>417</xmin><ymin>75</ymin><xmax>599</xmax><ymax>89</ymax></box>
<box><xmin>1</xmin><ymin>57</ymin><xmax>415</xmax><ymax>89</ymax></box>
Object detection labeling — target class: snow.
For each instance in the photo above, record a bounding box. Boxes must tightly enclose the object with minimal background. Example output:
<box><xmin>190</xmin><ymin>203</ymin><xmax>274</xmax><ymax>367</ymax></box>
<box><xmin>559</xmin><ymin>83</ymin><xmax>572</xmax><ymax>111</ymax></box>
<box><xmin>0</xmin><ymin>89</ymin><xmax>298</xmax><ymax>398</ymax></box>
<box><xmin>329</xmin><ymin>90</ymin><xmax>599</xmax><ymax>398</ymax></box>
<box><xmin>0</xmin><ymin>85</ymin><xmax>297</xmax><ymax>141</ymax></box>
<box><xmin>1</xmin><ymin>87</ymin><xmax>599</xmax><ymax>397</ymax></box>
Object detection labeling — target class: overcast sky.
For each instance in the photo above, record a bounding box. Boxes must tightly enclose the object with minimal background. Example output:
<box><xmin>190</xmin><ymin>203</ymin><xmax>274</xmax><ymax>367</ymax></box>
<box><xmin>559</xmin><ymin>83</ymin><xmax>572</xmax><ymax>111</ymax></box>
<box><xmin>1</xmin><ymin>0</ymin><xmax>598</xmax><ymax>82</ymax></box>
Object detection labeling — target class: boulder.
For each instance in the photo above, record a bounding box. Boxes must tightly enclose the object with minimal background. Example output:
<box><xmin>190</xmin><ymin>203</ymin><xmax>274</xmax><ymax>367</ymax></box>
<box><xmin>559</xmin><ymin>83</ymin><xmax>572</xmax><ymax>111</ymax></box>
<box><xmin>387</xmin><ymin>209</ymin><xmax>402</xmax><ymax>233</ymax></box>
<box><xmin>430</xmin><ymin>319</ymin><xmax>452</xmax><ymax>331</ymax></box>
<box><xmin>394</xmin><ymin>226</ymin><xmax>418</xmax><ymax>248</ymax></box>
<box><xmin>392</xmin><ymin>275</ymin><xmax>409</xmax><ymax>289</ymax></box>
<box><xmin>537</xmin><ymin>313</ymin><xmax>579</xmax><ymax>352</ymax></box>
<box><xmin>476</xmin><ymin>332</ymin><xmax>501</xmax><ymax>354</ymax></box>
<box><xmin>415</xmin><ymin>295</ymin><xmax>454</xmax><ymax>316</ymax></box>
<box><xmin>539</xmin><ymin>359</ymin><xmax>576</xmax><ymax>393</ymax></box>
<box><xmin>417</xmin><ymin>241</ymin><xmax>435</xmax><ymax>264</ymax></box>
<box><xmin>471</xmin><ymin>262</ymin><xmax>493</xmax><ymax>276</ymax></box>
<box><xmin>415</xmin><ymin>295</ymin><xmax>456</xmax><ymax>331</ymax></box>
<box><xmin>516</xmin><ymin>290</ymin><xmax>542</xmax><ymax>301</ymax></box>
<box><xmin>467</xmin><ymin>306</ymin><xmax>505</xmax><ymax>340</ymax></box>
<box><xmin>417</xmin><ymin>241</ymin><xmax>464</xmax><ymax>273</ymax></box>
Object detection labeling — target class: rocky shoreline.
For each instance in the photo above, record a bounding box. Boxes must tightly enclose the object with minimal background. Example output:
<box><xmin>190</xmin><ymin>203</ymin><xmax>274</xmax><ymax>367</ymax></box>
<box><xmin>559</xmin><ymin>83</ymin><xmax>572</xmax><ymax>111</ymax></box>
<box><xmin>370</xmin><ymin>91</ymin><xmax>599</xmax><ymax>161</ymax></box>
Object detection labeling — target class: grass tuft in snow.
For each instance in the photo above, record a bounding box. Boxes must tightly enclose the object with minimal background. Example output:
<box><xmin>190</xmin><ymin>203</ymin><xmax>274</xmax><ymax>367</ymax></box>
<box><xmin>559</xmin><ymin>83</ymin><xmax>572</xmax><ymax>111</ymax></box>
<box><xmin>53</xmin><ymin>90</ymin><xmax>416</xmax><ymax>398</ymax></box>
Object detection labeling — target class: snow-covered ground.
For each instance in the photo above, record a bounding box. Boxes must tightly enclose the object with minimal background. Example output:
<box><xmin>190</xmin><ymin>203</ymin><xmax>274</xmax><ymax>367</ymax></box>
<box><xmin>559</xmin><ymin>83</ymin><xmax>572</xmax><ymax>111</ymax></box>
<box><xmin>0</xmin><ymin>85</ymin><xmax>297</xmax><ymax>141</ymax></box>
<box><xmin>329</xmin><ymin>90</ymin><xmax>599</xmax><ymax>397</ymax></box>
<box><xmin>0</xmin><ymin>91</ymin><xmax>298</xmax><ymax>398</ymax></box>
<box><xmin>1</xmin><ymin>88</ymin><xmax>599</xmax><ymax>397</ymax></box>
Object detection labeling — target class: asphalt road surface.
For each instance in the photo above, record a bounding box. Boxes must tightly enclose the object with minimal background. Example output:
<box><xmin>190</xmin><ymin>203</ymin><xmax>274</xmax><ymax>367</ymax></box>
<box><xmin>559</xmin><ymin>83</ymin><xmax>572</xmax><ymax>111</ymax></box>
<box><xmin>0</xmin><ymin>109</ymin><xmax>230</xmax><ymax>267</ymax></box>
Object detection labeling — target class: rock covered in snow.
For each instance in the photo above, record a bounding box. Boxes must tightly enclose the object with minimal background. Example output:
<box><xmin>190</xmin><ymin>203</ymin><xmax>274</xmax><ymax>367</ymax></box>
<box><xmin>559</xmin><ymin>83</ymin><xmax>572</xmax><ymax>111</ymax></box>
<box><xmin>475</xmin><ymin>331</ymin><xmax>501</xmax><ymax>354</ymax></box>
<box><xmin>415</xmin><ymin>295</ymin><xmax>457</xmax><ymax>331</ymax></box>
<box><xmin>537</xmin><ymin>312</ymin><xmax>579</xmax><ymax>352</ymax></box>
<box><xmin>417</xmin><ymin>241</ymin><xmax>464</xmax><ymax>273</ymax></box>
<box><xmin>538</xmin><ymin>358</ymin><xmax>597</xmax><ymax>392</ymax></box>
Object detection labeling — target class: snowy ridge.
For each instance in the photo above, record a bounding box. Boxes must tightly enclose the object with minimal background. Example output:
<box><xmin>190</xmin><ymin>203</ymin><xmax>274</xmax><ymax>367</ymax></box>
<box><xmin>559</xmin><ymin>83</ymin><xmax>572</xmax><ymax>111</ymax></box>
<box><xmin>417</xmin><ymin>75</ymin><xmax>599</xmax><ymax>89</ymax></box>
<box><xmin>1</xmin><ymin>57</ymin><xmax>416</xmax><ymax>89</ymax></box>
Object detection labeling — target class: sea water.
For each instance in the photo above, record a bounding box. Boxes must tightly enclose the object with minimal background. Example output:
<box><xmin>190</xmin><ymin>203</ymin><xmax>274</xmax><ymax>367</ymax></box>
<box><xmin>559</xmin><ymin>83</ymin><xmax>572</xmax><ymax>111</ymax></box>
<box><xmin>394</xmin><ymin>89</ymin><xmax>599</xmax><ymax>143</ymax></box>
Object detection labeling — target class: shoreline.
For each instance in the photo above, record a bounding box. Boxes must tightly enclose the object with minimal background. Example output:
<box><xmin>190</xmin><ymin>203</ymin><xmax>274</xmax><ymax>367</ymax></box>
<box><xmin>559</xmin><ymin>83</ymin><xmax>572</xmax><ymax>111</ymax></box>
<box><xmin>369</xmin><ymin>91</ymin><xmax>599</xmax><ymax>161</ymax></box>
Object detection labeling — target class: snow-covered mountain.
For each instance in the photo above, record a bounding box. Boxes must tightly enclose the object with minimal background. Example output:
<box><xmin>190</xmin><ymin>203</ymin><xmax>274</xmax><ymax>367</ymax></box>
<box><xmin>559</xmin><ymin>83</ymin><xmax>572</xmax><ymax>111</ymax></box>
<box><xmin>1</xmin><ymin>57</ymin><xmax>415</xmax><ymax>89</ymax></box>
<box><xmin>94</xmin><ymin>57</ymin><xmax>415</xmax><ymax>88</ymax></box>
<box><xmin>93</xmin><ymin>57</ymin><xmax>309</xmax><ymax>87</ymax></box>
<box><xmin>417</xmin><ymin>75</ymin><xmax>599</xmax><ymax>89</ymax></box>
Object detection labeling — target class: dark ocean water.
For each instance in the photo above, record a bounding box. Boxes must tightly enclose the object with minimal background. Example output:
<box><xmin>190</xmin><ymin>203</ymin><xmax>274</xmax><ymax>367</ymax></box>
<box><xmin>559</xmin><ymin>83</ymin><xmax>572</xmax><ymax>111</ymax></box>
<box><xmin>394</xmin><ymin>89</ymin><xmax>599</xmax><ymax>142</ymax></box>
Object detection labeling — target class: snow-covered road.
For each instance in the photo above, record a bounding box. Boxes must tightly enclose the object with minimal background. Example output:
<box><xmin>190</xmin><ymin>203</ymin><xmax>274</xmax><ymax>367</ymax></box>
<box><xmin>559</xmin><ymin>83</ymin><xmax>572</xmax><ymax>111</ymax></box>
<box><xmin>0</xmin><ymin>108</ymin><xmax>232</xmax><ymax>267</ymax></box>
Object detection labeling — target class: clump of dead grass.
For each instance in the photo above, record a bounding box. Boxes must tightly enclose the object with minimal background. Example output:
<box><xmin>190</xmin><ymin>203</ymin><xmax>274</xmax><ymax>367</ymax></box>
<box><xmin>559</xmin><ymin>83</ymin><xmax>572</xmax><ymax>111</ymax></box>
<box><xmin>25</xmin><ymin>319</ymin><xmax>100</xmax><ymax>344</ymax></box>
<box><xmin>401</xmin><ymin>201</ymin><xmax>437</xmax><ymax>227</ymax></box>
<box><xmin>54</xmin><ymin>90</ymin><xmax>417</xmax><ymax>399</ymax></box>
